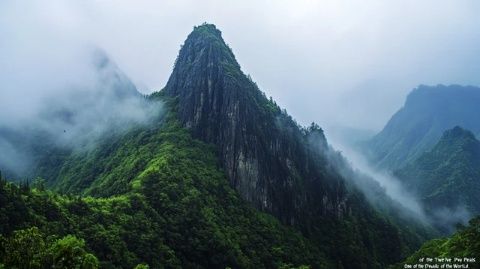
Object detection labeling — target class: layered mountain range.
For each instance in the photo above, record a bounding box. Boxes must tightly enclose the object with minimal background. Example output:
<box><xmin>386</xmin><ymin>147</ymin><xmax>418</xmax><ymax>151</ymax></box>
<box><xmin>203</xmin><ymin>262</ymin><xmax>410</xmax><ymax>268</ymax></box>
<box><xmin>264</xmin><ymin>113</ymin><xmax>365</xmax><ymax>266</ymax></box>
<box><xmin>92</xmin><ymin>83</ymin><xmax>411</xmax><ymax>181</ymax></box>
<box><xmin>366</xmin><ymin>85</ymin><xmax>480</xmax><ymax>170</ymax></box>
<box><xmin>364</xmin><ymin>85</ymin><xmax>480</xmax><ymax>265</ymax></box>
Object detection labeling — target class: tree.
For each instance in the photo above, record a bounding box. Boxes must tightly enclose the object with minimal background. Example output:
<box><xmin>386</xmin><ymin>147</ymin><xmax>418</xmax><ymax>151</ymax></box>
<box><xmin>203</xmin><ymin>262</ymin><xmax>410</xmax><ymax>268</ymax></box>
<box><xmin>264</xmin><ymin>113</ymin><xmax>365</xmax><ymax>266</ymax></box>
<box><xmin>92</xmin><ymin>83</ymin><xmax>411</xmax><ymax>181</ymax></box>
<box><xmin>1</xmin><ymin>227</ymin><xmax>46</xmax><ymax>269</ymax></box>
<box><xmin>46</xmin><ymin>235</ymin><xmax>99</xmax><ymax>269</ymax></box>
<box><xmin>0</xmin><ymin>227</ymin><xmax>98</xmax><ymax>269</ymax></box>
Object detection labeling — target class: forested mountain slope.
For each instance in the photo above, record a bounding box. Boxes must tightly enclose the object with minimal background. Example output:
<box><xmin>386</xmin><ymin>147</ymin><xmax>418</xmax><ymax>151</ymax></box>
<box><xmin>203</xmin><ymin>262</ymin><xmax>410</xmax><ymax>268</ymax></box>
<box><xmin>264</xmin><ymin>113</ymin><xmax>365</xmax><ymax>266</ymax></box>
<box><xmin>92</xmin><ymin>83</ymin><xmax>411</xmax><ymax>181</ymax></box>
<box><xmin>391</xmin><ymin>217</ymin><xmax>480</xmax><ymax>269</ymax></box>
<box><xmin>396</xmin><ymin>126</ymin><xmax>480</xmax><ymax>217</ymax></box>
<box><xmin>0</xmin><ymin>108</ymin><xmax>329</xmax><ymax>268</ymax></box>
<box><xmin>0</xmin><ymin>49</ymin><xmax>147</xmax><ymax>182</ymax></box>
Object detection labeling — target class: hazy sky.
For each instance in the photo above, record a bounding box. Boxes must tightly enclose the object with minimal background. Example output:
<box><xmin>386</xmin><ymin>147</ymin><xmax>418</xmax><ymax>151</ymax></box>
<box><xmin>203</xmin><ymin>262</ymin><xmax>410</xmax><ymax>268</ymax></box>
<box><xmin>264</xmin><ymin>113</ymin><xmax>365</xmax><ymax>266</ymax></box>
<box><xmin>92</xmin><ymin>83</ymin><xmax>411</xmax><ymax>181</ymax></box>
<box><xmin>2</xmin><ymin>0</ymin><xmax>480</xmax><ymax>132</ymax></box>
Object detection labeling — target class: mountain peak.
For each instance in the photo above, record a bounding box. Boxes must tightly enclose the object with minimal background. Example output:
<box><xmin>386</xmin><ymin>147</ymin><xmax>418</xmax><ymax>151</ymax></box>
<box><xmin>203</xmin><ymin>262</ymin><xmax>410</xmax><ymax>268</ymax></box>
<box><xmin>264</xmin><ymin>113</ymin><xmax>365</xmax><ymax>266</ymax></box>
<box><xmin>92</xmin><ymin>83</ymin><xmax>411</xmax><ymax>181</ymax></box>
<box><xmin>434</xmin><ymin>126</ymin><xmax>479</xmax><ymax>157</ymax></box>
<box><xmin>396</xmin><ymin>125</ymin><xmax>480</xmax><ymax>217</ymax></box>
<box><xmin>181</xmin><ymin>22</ymin><xmax>237</xmax><ymax>65</ymax></box>
<box><xmin>165</xmin><ymin>23</ymin><xmax>240</xmax><ymax>98</ymax></box>
<box><xmin>441</xmin><ymin>126</ymin><xmax>476</xmax><ymax>141</ymax></box>
<box><xmin>185</xmin><ymin>23</ymin><xmax>226</xmax><ymax>48</ymax></box>
<box><xmin>192</xmin><ymin>23</ymin><xmax>222</xmax><ymax>37</ymax></box>
<box><xmin>162</xmin><ymin>24</ymin><xmax>346</xmax><ymax>220</ymax></box>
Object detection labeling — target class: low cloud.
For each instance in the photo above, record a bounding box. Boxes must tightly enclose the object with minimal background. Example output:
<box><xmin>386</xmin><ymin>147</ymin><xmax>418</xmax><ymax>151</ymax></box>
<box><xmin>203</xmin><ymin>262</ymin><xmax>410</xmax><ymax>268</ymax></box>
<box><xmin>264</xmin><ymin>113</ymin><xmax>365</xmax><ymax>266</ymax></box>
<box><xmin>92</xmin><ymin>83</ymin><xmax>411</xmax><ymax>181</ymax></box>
<box><xmin>0</xmin><ymin>2</ymin><xmax>163</xmax><ymax>177</ymax></box>
<box><xmin>327</xmin><ymin>134</ymin><xmax>471</xmax><ymax>232</ymax></box>
<box><xmin>3</xmin><ymin>0</ymin><xmax>479</xmax><ymax>132</ymax></box>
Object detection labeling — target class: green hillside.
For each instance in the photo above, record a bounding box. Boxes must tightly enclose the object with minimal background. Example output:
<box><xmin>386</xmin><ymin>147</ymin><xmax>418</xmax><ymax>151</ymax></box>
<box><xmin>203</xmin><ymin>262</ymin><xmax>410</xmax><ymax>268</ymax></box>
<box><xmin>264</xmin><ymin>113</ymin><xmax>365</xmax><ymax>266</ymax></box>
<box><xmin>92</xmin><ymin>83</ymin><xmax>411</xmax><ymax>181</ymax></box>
<box><xmin>0</xmin><ymin>101</ymin><xmax>328</xmax><ymax>268</ymax></box>
<box><xmin>396</xmin><ymin>126</ymin><xmax>480</xmax><ymax>216</ymax></box>
<box><xmin>391</xmin><ymin>217</ymin><xmax>480</xmax><ymax>269</ymax></box>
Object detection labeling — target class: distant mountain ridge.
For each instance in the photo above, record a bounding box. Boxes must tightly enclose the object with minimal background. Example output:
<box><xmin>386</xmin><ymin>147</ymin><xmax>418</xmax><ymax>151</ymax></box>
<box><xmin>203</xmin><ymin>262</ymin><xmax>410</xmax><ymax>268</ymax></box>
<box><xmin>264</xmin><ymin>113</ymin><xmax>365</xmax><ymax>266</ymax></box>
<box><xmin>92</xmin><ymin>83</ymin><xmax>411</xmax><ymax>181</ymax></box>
<box><xmin>0</xmin><ymin>49</ymin><xmax>157</xmax><ymax>182</ymax></box>
<box><xmin>366</xmin><ymin>85</ymin><xmax>480</xmax><ymax>170</ymax></box>
<box><xmin>396</xmin><ymin>126</ymin><xmax>480</xmax><ymax>218</ymax></box>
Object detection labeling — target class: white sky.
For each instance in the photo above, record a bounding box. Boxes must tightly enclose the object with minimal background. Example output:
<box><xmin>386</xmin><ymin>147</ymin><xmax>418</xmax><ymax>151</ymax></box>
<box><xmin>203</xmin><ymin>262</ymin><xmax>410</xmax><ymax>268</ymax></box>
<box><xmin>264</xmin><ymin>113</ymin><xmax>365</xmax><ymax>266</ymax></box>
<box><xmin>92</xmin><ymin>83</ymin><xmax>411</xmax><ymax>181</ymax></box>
<box><xmin>2</xmin><ymin>0</ymin><xmax>480</xmax><ymax>132</ymax></box>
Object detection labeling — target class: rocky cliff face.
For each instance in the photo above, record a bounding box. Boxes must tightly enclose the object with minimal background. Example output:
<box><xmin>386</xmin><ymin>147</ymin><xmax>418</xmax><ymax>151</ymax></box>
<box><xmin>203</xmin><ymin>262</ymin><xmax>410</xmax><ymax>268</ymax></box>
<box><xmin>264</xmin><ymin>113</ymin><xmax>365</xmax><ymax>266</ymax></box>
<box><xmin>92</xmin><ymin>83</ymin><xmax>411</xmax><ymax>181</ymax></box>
<box><xmin>164</xmin><ymin>24</ymin><xmax>348</xmax><ymax>224</ymax></box>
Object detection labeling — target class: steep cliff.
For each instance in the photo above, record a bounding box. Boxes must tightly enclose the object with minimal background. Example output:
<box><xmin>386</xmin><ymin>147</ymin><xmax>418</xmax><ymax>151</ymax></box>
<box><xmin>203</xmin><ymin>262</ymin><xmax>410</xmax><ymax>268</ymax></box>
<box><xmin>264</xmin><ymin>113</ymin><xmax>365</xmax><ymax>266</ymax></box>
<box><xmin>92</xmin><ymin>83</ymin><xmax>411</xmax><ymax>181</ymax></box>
<box><xmin>164</xmin><ymin>23</ymin><xmax>347</xmax><ymax>223</ymax></box>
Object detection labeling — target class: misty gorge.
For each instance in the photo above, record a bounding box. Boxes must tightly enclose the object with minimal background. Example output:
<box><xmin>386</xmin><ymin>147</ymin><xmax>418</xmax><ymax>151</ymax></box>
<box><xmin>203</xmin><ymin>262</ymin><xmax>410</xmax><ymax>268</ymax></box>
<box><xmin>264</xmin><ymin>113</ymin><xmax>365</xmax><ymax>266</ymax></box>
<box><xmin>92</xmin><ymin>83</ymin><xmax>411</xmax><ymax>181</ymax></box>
<box><xmin>1</xmin><ymin>1</ymin><xmax>479</xmax><ymax>269</ymax></box>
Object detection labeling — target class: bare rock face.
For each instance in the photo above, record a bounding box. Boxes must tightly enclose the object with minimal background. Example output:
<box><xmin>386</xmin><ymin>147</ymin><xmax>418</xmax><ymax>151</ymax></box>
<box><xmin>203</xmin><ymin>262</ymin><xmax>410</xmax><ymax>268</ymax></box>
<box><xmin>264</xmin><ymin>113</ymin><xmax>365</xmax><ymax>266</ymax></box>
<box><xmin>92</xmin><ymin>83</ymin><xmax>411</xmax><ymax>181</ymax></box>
<box><xmin>164</xmin><ymin>23</ymin><xmax>348</xmax><ymax>224</ymax></box>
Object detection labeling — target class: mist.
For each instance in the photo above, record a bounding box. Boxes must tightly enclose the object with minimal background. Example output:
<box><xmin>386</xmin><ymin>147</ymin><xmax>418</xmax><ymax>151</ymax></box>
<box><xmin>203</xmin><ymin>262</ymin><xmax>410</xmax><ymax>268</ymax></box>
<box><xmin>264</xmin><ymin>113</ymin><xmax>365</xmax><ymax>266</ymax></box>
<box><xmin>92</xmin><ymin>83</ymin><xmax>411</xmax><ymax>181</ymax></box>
<box><xmin>331</xmin><ymin>139</ymin><xmax>425</xmax><ymax>215</ymax></box>
<box><xmin>0</xmin><ymin>1</ymin><xmax>163</xmax><ymax>177</ymax></box>
<box><xmin>0</xmin><ymin>46</ymin><xmax>162</xmax><ymax>176</ymax></box>
<box><xmin>327</xmin><ymin>134</ymin><xmax>472</xmax><ymax>232</ymax></box>
<box><xmin>3</xmin><ymin>0</ymin><xmax>479</xmax><ymax>132</ymax></box>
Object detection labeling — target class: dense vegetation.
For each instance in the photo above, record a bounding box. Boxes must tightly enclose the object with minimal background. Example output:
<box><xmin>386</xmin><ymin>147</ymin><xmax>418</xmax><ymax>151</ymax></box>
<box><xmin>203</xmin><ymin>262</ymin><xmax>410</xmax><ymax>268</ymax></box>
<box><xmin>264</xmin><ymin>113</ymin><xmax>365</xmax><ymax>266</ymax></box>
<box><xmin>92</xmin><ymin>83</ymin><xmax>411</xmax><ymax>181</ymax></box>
<box><xmin>396</xmin><ymin>127</ymin><xmax>480</xmax><ymax>219</ymax></box>
<box><xmin>0</xmin><ymin>102</ymin><xmax>331</xmax><ymax>268</ymax></box>
<box><xmin>1</xmin><ymin>96</ymin><xmax>427</xmax><ymax>268</ymax></box>
<box><xmin>364</xmin><ymin>86</ymin><xmax>480</xmax><ymax>267</ymax></box>
<box><xmin>0</xmin><ymin>226</ymin><xmax>99</xmax><ymax>269</ymax></box>
<box><xmin>391</xmin><ymin>217</ymin><xmax>480</xmax><ymax>269</ymax></box>
<box><xmin>365</xmin><ymin>84</ymin><xmax>480</xmax><ymax>170</ymax></box>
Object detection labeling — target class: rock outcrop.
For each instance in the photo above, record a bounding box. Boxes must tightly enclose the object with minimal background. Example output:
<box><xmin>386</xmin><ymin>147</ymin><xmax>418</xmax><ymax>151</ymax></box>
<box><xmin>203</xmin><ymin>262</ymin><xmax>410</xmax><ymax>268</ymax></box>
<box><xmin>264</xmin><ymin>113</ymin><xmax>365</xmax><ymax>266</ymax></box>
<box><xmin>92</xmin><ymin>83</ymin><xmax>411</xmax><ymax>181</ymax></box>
<box><xmin>164</xmin><ymin>24</ymin><xmax>348</xmax><ymax>224</ymax></box>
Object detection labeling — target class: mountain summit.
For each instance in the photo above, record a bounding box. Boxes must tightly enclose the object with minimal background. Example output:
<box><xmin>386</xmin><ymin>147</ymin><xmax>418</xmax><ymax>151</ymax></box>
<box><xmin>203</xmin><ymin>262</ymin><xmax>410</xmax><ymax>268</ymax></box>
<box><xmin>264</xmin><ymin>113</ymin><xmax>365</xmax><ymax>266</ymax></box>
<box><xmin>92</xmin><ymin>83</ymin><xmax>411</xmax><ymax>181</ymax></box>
<box><xmin>165</xmin><ymin>23</ymin><xmax>344</xmax><ymax>219</ymax></box>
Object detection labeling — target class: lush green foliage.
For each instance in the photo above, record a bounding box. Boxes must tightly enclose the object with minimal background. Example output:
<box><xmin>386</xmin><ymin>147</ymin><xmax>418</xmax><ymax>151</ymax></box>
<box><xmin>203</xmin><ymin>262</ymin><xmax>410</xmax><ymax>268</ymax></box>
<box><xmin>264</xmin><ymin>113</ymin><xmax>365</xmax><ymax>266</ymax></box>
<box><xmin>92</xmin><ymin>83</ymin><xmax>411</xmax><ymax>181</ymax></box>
<box><xmin>391</xmin><ymin>217</ymin><xmax>480</xmax><ymax>269</ymax></box>
<box><xmin>0</xmin><ymin>226</ymin><xmax>98</xmax><ymax>269</ymax></box>
<box><xmin>396</xmin><ymin>126</ymin><xmax>480</xmax><ymax>216</ymax></box>
<box><xmin>0</xmin><ymin>105</ymin><xmax>329</xmax><ymax>268</ymax></box>
<box><xmin>0</xmin><ymin>98</ymin><xmax>427</xmax><ymax>268</ymax></box>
